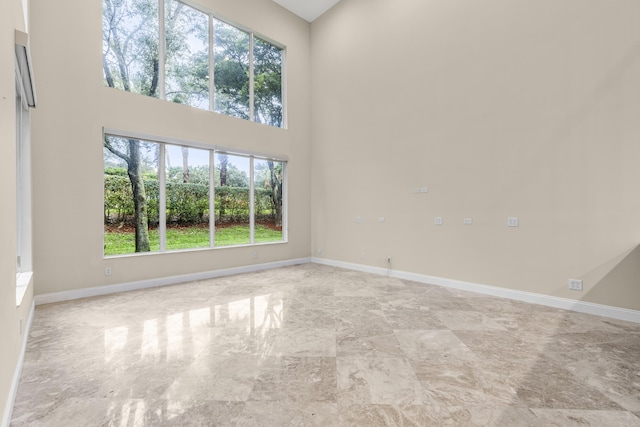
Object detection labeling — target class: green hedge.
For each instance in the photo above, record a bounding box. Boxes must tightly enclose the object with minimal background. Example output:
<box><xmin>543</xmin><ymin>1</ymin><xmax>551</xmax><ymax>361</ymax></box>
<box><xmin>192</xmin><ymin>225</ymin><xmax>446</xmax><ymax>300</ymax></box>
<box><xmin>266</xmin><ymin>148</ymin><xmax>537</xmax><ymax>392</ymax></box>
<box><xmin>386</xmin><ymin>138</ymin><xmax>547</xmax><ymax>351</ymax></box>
<box><xmin>104</xmin><ymin>175</ymin><xmax>277</xmax><ymax>225</ymax></box>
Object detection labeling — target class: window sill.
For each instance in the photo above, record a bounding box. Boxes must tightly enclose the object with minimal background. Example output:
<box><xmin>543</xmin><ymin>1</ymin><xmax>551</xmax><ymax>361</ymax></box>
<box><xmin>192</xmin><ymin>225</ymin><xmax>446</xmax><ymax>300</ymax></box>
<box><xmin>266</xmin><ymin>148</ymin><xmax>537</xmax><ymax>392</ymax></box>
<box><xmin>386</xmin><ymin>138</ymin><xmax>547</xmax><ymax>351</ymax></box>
<box><xmin>16</xmin><ymin>271</ymin><xmax>33</xmax><ymax>307</ymax></box>
<box><xmin>103</xmin><ymin>240</ymin><xmax>288</xmax><ymax>259</ymax></box>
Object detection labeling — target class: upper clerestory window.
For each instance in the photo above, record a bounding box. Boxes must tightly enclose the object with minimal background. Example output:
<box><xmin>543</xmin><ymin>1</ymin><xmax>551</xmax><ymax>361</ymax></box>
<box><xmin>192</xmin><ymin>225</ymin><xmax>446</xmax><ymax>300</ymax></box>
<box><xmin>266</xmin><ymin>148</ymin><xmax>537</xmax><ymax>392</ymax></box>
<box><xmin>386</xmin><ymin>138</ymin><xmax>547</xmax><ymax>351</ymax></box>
<box><xmin>102</xmin><ymin>0</ymin><xmax>285</xmax><ymax>128</ymax></box>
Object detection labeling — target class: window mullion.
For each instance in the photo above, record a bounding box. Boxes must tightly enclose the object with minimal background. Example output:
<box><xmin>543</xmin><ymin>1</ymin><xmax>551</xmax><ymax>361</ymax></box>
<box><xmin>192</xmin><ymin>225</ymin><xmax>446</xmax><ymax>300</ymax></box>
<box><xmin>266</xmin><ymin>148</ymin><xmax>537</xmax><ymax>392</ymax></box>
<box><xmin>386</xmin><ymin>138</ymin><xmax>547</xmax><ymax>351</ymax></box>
<box><xmin>281</xmin><ymin>49</ymin><xmax>287</xmax><ymax>129</ymax></box>
<box><xmin>15</xmin><ymin>92</ymin><xmax>23</xmax><ymax>272</ymax></box>
<box><xmin>249</xmin><ymin>33</ymin><xmax>254</xmax><ymax>122</ymax></box>
<box><xmin>209</xmin><ymin>15</ymin><xmax>214</xmax><ymax>111</ymax></box>
<box><xmin>249</xmin><ymin>156</ymin><xmax>255</xmax><ymax>244</ymax></box>
<box><xmin>159</xmin><ymin>143</ymin><xmax>167</xmax><ymax>251</ymax></box>
<box><xmin>158</xmin><ymin>0</ymin><xmax>166</xmax><ymax>100</ymax></box>
<box><xmin>282</xmin><ymin>162</ymin><xmax>288</xmax><ymax>242</ymax></box>
<box><xmin>209</xmin><ymin>150</ymin><xmax>215</xmax><ymax>247</ymax></box>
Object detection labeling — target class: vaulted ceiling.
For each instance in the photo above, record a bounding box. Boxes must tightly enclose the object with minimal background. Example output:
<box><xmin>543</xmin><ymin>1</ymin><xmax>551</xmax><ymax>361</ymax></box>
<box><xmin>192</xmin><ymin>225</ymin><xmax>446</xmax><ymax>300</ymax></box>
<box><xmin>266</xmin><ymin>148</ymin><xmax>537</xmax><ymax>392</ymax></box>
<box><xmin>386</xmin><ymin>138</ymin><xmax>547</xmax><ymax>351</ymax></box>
<box><xmin>272</xmin><ymin>0</ymin><xmax>343</xmax><ymax>22</ymax></box>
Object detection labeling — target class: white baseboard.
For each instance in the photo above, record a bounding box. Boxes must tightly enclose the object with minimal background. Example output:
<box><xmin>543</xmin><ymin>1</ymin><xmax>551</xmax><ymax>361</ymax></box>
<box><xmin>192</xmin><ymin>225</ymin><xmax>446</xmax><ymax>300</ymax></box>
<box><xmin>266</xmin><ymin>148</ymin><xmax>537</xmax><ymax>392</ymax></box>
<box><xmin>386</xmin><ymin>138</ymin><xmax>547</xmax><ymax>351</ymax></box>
<box><xmin>2</xmin><ymin>299</ymin><xmax>35</xmax><ymax>427</ymax></box>
<box><xmin>311</xmin><ymin>257</ymin><xmax>640</xmax><ymax>324</ymax></box>
<box><xmin>35</xmin><ymin>258</ymin><xmax>311</xmax><ymax>306</ymax></box>
<box><xmin>33</xmin><ymin>255</ymin><xmax>640</xmax><ymax>324</ymax></box>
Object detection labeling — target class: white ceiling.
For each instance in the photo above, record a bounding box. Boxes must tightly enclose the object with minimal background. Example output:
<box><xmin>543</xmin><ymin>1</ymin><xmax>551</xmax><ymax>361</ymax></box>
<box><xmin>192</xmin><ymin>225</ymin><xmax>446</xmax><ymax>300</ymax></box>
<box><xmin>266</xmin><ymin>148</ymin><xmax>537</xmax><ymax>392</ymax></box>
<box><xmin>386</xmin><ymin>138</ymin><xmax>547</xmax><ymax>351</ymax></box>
<box><xmin>272</xmin><ymin>0</ymin><xmax>343</xmax><ymax>22</ymax></box>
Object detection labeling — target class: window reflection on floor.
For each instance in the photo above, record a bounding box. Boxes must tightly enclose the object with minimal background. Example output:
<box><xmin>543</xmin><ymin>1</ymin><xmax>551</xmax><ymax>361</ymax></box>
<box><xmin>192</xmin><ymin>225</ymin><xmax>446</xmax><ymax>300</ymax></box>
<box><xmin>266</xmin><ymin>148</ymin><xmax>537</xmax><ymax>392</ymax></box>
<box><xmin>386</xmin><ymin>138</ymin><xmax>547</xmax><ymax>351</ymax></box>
<box><xmin>103</xmin><ymin>292</ymin><xmax>285</xmax><ymax>362</ymax></box>
<box><xmin>141</xmin><ymin>318</ymin><xmax>159</xmax><ymax>359</ymax></box>
<box><xmin>103</xmin><ymin>326</ymin><xmax>128</xmax><ymax>363</ymax></box>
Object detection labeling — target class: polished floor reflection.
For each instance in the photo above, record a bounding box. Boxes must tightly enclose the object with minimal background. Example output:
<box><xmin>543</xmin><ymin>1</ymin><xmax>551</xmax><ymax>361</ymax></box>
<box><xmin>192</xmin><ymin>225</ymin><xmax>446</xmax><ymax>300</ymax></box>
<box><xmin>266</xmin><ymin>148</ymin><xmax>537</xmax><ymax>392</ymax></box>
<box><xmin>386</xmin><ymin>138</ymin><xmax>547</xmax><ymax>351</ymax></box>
<box><xmin>11</xmin><ymin>264</ymin><xmax>640</xmax><ymax>426</ymax></box>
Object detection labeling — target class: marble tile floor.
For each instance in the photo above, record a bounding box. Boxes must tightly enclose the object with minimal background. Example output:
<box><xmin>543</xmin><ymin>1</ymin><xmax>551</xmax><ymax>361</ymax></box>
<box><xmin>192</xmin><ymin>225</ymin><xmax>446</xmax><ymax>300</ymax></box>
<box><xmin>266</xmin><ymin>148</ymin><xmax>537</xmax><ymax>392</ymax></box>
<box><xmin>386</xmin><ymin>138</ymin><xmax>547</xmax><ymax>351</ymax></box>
<box><xmin>10</xmin><ymin>263</ymin><xmax>640</xmax><ymax>426</ymax></box>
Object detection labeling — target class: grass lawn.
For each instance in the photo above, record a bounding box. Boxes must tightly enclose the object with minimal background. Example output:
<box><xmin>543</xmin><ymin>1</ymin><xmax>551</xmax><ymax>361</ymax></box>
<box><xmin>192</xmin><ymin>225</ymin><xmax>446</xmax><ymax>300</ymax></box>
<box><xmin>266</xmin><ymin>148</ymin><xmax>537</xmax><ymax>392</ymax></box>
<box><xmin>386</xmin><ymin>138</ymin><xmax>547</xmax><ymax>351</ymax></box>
<box><xmin>104</xmin><ymin>224</ymin><xmax>282</xmax><ymax>256</ymax></box>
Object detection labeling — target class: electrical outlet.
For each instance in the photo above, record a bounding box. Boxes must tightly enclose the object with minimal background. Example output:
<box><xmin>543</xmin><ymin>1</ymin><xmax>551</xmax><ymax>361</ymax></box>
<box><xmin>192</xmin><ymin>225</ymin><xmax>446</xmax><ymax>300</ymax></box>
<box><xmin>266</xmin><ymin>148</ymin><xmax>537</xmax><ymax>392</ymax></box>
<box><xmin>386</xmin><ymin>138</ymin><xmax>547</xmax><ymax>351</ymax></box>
<box><xmin>507</xmin><ymin>217</ymin><xmax>519</xmax><ymax>227</ymax></box>
<box><xmin>420</xmin><ymin>187</ymin><xmax>428</xmax><ymax>193</ymax></box>
<box><xmin>379</xmin><ymin>217</ymin><xmax>385</xmax><ymax>222</ymax></box>
<box><xmin>412</xmin><ymin>187</ymin><xmax>420</xmax><ymax>193</ymax></box>
<box><xmin>463</xmin><ymin>218</ymin><xmax>473</xmax><ymax>225</ymax></box>
<box><xmin>568</xmin><ymin>279</ymin><xmax>583</xmax><ymax>291</ymax></box>
<box><xmin>434</xmin><ymin>217</ymin><xmax>443</xmax><ymax>225</ymax></box>
<box><xmin>105</xmin><ymin>267</ymin><xmax>112</xmax><ymax>276</ymax></box>
<box><xmin>355</xmin><ymin>216</ymin><xmax>362</xmax><ymax>223</ymax></box>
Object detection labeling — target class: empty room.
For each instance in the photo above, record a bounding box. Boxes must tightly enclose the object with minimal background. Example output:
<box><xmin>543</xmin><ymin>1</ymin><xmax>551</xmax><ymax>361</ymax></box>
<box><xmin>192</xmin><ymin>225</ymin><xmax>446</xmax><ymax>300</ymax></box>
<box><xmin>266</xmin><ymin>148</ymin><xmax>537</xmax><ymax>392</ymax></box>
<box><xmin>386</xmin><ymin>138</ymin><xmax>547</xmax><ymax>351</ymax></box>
<box><xmin>1</xmin><ymin>0</ymin><xmax>639</xmax><ymax>425</ymax></box>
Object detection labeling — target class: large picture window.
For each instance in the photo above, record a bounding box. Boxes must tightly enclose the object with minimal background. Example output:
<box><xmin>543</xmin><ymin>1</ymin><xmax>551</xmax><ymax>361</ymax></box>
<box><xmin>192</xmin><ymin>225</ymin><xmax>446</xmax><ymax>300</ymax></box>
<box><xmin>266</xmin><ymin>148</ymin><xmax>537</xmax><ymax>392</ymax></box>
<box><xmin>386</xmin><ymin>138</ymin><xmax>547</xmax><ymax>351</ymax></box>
<box><xmin>214</xmin><ymin>154</ymin><xmax>250</xmax><ymax>246</ymax></box>
<box><xmin>102</xmin><ymin>0</ymin><xmax>285</xmax><ymax>128</ymax></box>
<box><xmin>103</xmin><ymin>132</ymin><xmax>287</xmax><ymax>256</ymax></box>
<box><xmin>164</xmin><ymin>0</ymin><xmax>209</xmax><ymax>109</ymax></box>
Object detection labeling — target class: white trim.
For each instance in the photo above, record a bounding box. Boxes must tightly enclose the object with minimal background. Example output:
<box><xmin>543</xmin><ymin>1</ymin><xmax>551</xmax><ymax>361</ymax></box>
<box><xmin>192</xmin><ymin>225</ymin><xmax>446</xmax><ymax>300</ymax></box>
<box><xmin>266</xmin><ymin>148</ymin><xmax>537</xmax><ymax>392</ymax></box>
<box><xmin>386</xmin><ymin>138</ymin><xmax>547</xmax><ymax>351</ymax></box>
<box><xmin>14</xmin><ymin>60</ymin><xmax>28</xmax><ymax>110</ymax></box>
<box><xmin>14</xmin><ymin>30</ymin><xmax>36</xmax><ymax>108</ymax></box>
<box><xmin>311</xmin><ymin>258</ymin><xmax>640</xmax><ymax>324</ymax></box>
<box><xmin>103</xmin><ymin>127</ymin><xmax>289</xmax><ymax>162</ymax></box>
<box><xmin>280</xmin><ymin>46</ymin><xmax>287</xmax><ymax>129</ymax></box>
<box><xmin>282</xmin><ymin>161</ymin><xmax>288</xmax><ymax>242</ymax></box>
<box><xmin>249</xmin><ymin>32</ymin><xmax>255</xmax><ymax>121</ymax></box>
<box><xmin>180</xmin><ymin>0</ymin><xmax>285</xmax><ymax>50</ymax></box>
<box><xmin>209</xmin><ymin>150</ymin><xmax>215</xmax><ymax>247</ymax></box>
<box><xmin>2</xmin><ymin>300</ymin><xmax>35</xmax><ymax>427</ymax></box>
<box><xmin>208</xmin><ymin>15</ymin><xmax>215</xmax><ymax>111</ymax></box>
<box><xmin>158</xmin><ymin>143</ymin><xmax>167</xmax><ymax>252</ymax></box>
<box><xmin>15</xmin><ymin>272</ymin><xmax>33</xmax><ymax>307</ymax></box>
<box><xmin>35</xmin><ymin>258</ymin><xmax>310</xmax><ymax>306</ymax></box>
<box><xmin>249</xmin><ymin>157</ymin><xmax>255</xmax><ymax>244</ymax></box>
<box><xmin>158</xmin><ymin>0</ymin><xmax>166</xmax><ymax>100</ymax></box>
<box><xmin>32</xmin><ymin>257</ymin><xmax>640</xmax><ymax>323</ymax></box>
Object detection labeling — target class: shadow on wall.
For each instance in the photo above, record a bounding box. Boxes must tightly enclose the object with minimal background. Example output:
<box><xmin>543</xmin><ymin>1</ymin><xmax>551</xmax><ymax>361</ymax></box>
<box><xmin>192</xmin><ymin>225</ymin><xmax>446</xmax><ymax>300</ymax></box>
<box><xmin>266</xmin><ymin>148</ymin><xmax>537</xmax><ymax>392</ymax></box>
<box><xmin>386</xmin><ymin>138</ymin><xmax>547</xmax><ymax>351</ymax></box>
<box><xmin>489</xmin><ymin>244</ymin><xmax>640</xmax><ymax>425</ymax></box>
<box><xmin>580</xmin><ymin>244</ymin><xmax>640</xmax><ymax>311</ymax></box>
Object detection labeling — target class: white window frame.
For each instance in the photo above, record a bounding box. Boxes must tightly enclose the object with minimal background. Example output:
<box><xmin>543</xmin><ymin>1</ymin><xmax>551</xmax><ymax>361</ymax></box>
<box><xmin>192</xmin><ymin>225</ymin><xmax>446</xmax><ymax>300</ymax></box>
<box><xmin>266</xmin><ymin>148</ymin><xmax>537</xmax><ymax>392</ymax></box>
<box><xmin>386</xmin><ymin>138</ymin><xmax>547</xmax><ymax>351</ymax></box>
<box><xmin>102</xmin><ymin>128</ymin><xmax>289</xmax><ymax>257</ymax></box>
<box><xmin>174</xmin><ymin>0</ymin><xmax>286</xmax><ymax>127</ymax></box>
<box><xmin>104</xmin><ymin>0</ymin><xmax>286</xmax><ymax>128</ymax></box>
<box><xmin>15</xmin><ymin>53</ymin><xmax>34</xmax><ymax>305</ymax></box>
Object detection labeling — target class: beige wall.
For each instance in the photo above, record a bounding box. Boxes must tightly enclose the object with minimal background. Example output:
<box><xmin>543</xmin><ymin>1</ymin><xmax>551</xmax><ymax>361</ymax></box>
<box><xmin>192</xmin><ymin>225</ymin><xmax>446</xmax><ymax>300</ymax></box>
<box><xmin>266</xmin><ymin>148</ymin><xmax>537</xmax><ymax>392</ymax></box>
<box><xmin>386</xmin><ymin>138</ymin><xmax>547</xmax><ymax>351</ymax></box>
<box><xmin>2</xmin><ymin>0</ymin><xmax>640</xmax><ymax>420</ymax></box>
<box><xmin>29</xmin><ymin>0</ymin><xmax>311</xmax><ymax>295</ymax></box>
<box><xmin>310</xmin><ymin>0</ymin><xmax>640</xmax><ymax>310</ymax></box>
<box><xmin>1</xmin><ymin>0</ymin><xmax>35</xmax><ymax>423</ymax></box>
